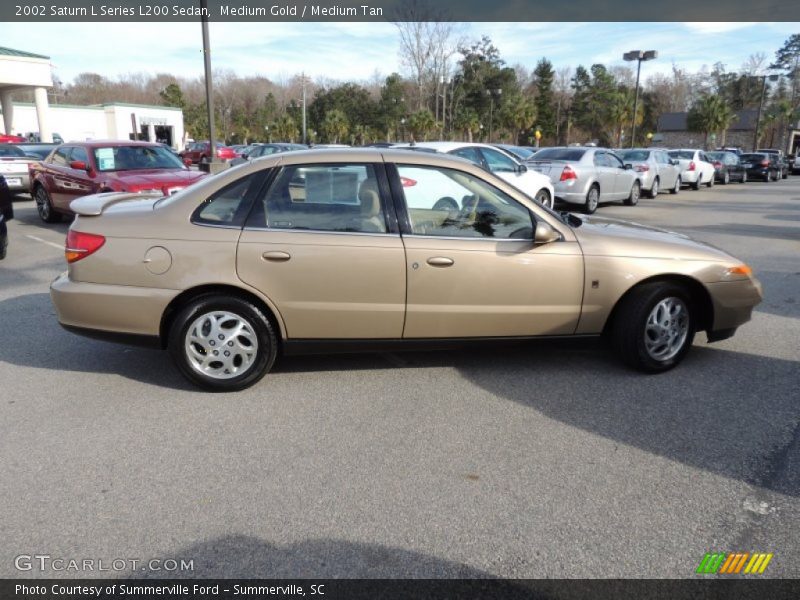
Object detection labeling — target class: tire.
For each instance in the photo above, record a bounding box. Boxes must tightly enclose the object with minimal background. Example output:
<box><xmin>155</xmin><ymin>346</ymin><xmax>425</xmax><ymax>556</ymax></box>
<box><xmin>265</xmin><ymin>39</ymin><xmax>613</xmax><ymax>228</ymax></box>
<box><xmin>168</xmin><ymin>295</ymin><xmax>278</xmax><ymax>391</ymax></box>
<box><xmin>740</xmin><ymin>171</ymin><xmax>747</xmax><ymax>184</ymax></box>
<box><xmin>670</xmin><ymin>175</ymin><xmax>681</xmax><ymax>194</ymax></box>
<box><xmin>34</xmin><ymin>185</ymin><xmax>61</xmax><ymax>223</ymax></box>
<box><xmin>721</xmin><ymin>171</ymin><xmax>729</xmax><ymax>185</ymax></box>
<box><xmin>647</xmin><ymin>177</ymin><xmax>659</xmax><ymax>198</ymax></box>
<box><xmin>584</xmin><ymin>185</ymin><xmax>599</xmax><ymax>214</ymax></box>
<box><xmin>624</xmin><ymin>181</ymin><xmax>640</xmax><ymax>206</ymax></box>
<box><xmin>199</xmin><ymin>155</ymin><xmax>209</xmax><ymax>165</ymax></box>
<box><xmin>691</xmin><ymin>176</ymin><xmax>701</xmax><ymax>190</ymax></box>
<box><xmin>706</xmin><ymin>173</ymin><xmax>714</xmax><ymax>188</ymax></box>
<box><xmin>610</xmin><ymin>282</ymin><xmax>695</xmax><ymax>373</ymax></box>
<box><xmin>764</xmin><ymin>172</ymin><xmax>771</xmax><ymax>182</ymax></box>
<box><xmin>534</xmin><ymin>188</ymin><xmax>554</xmax><ymax>210</ymax></box>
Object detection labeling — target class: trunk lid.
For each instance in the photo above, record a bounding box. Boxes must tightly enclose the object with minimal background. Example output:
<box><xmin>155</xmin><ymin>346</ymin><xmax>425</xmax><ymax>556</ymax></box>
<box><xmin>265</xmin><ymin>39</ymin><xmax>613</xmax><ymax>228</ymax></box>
<box><xmin>70</xmin><ymin>191</ymin><xmax>163</xmax><ymax>216</ymax></box>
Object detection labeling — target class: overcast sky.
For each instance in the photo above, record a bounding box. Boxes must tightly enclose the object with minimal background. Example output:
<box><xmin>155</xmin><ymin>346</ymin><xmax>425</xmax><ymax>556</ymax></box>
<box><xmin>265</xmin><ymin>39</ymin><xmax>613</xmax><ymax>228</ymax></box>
<box><xmin>2</xmin><ymin>22</ymin><xmax>798</xmax><ymax>85</ymax></box>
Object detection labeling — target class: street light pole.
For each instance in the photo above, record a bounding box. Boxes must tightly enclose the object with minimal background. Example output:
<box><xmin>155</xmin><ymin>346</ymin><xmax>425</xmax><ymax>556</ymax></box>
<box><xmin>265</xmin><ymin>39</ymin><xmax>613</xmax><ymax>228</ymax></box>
<box><xmin>623</xmin><ymin>50</ymin><xmax>657</xmax><ymax>148</ymax></box>
<box><xmin>753</xmin><ymin>73</ymin><xmax>780</xmax><ymax>151</ymax></box>
<box><xmin>301</xmin><ymin>72</ymin><xmax>307</xmax><ymax>145</ymax></box>
<box><xmin>200</xmin><ymin>0</ymin><xmax>217</xmax><ymax>167</ymax></box>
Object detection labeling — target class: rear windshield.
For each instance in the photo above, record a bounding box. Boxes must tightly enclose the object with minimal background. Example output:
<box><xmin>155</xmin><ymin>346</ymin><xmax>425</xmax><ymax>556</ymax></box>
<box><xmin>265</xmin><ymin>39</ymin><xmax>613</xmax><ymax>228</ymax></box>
<box><xmin>530</xmin><ymin>148</ymin><xmax>587</xmax><ymax>161</ymax></box>
<box><xmin>668</xmin><ymin>151</ymin><xmax>695</xmax><ymax>160</ymax></box>
<box><xmin>619</xmin><ymin>150</ymin><xmax>650</xmax><ymax>162</ymax></box>
<box><xmin>740</xmin><ymin>154</ymin><xmax>766</xmax><ymax>161</ymax></box>
<box><xmin>705</xmin><ymin>152</ymin><xmax>726</xmax><ymax>160</ymax></box>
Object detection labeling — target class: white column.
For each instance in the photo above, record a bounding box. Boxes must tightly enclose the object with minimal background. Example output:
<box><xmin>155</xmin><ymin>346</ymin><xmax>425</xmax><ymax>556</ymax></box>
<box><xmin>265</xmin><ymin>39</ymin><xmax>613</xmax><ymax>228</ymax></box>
<box><xmin>0</xmin><ymin>90</ymin><xmax>14</xmax><ymax>136</ymax></box>
<box><xmin>147</xmin><ymin>123</ymin><xmax>156</xmax><ymax>142</ymax></box>
<box><xmin>33</xmin><ymin>87</ymin><xmax>52</xmax><ymax>143</ymax></box>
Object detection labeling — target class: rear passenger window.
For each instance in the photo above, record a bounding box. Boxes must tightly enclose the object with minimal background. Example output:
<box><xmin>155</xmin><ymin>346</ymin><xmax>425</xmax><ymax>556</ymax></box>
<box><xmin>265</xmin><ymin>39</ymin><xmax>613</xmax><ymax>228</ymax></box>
<box><xmin>252</xmin><ymin>164</ymin><xmax>387</xmax><ymax>234</ymax></box>
<box><xmin>50</xmin><ymin>147</ymin><xmax>71</xmax><ymax>166</ymax></box>
<box><xmin>192</xmin><ymin>174</ymin><xmax>257</xmax><ymax>227</ymax></box>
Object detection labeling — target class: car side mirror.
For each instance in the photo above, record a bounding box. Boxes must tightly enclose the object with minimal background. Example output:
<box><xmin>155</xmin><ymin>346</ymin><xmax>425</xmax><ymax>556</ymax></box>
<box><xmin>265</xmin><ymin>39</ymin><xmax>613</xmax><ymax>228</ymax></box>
<box><xmin>623</xmin><ymin>163</ymin><xmax>632</xmax><ymax>170</ymax></box>
<box><xmin>517</xmin><ymin>163</ymin><xmax>528</xmax><ymax>173</ymax></box>
<box><xmin>670</xmin><ymin>159</ymin><xmax>678</xmax><ymax>166</ymax></box>
<box><xmin>534</xmin><ymin>221</ymin><xmax>561</xmax><ymax>244</ymax></box>
<box><xmin>69</xmin><ymin>160</ymin><xmax>88</xmax><ymax>171</ymax></box>
<box><xmin>183</xmin><ymin>158</ymin><xmax>193</xmax><ymax>167</ymax></box>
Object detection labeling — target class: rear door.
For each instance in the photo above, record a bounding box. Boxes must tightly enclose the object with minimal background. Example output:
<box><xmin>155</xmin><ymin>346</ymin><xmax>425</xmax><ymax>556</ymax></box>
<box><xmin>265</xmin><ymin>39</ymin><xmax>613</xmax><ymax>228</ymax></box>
<box><xmin>236</xmin><ymin>161</ymin><xmax>407</xmax><ymax>339</ymax></box>
<box><xmin>593</xmin><ymin>152</ymin><xmax>618</xmax><ymax>200</ymax></box>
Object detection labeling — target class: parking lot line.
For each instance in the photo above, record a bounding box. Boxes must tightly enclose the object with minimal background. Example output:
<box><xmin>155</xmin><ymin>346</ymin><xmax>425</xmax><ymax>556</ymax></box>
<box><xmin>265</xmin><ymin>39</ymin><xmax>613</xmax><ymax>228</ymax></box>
<box><xmin>25</xmin><ymin>234</ymin><xmax>64</xmax><ymax>251</ymax></box>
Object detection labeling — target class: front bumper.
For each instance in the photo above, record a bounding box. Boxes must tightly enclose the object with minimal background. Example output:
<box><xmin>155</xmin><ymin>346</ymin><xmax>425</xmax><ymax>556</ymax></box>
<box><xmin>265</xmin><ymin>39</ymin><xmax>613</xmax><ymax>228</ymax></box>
<box><xmin>51</xmin><ymin>273</ymin><xmax>177</xmax><ymax>343</ymax></box>
<box><xmin>705</xmin><ymin>276</ymin><xmax>763</xmax><ymax>339</ymax></box>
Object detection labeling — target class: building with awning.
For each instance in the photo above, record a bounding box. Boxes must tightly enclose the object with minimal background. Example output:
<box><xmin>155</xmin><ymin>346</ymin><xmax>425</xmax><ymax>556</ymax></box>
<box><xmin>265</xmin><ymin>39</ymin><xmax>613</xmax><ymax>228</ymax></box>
<box><xmin>0</xmin><ymin>46</ymin><xmax>53</xmax><ymax>142</ymax></box>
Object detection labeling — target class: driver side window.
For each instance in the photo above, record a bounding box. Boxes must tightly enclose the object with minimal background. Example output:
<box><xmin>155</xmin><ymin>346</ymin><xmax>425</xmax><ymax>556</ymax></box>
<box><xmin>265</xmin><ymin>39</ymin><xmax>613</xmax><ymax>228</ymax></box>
<box><xmin>397</xmin><ymin>164</ymin><xmax>533</xmax><ymax>239</ymax></box>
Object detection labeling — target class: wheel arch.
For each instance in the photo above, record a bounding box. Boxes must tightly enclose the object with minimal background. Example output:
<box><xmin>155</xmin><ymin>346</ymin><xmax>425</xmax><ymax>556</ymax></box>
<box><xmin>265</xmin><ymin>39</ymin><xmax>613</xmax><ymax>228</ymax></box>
<box><xmin>602</xmin><ymin>274</ymin><xmax>714</xmax><ymax>336</ymax></box>
<box><xmin>159</xmin><ymin>283</ymin><xmax>286</xmax><ymax>349</ymax></box>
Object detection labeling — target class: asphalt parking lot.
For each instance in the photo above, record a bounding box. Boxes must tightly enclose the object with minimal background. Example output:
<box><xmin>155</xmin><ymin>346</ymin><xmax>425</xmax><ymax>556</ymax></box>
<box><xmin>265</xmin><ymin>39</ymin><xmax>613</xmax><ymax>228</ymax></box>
<box><xmin>0</xmin><ymin>178</ymin><xmax>798</xmax><ymax>579</ymax></box>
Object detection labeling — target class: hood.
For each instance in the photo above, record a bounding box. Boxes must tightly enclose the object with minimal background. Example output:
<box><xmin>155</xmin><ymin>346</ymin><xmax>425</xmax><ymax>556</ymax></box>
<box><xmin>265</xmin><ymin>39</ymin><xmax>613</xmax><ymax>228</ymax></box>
<box><xmin>104</xmin><ymin>169</ymin><xmax>205</xmax><ymax>191</ymax></box>
<box><xmin>573</xmin><ymin>214</ymin><xmax>736</xmax><ymax>262</ymax></box>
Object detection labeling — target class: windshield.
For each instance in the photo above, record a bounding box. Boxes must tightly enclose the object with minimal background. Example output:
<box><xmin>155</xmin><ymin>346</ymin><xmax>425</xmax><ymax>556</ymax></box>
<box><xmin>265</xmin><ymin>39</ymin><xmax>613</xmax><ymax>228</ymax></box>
<box><xmin>619</xmin><ymin>150</ymin><xmax>650</xmax><ymax>162</ymax></box>
<box><xmin>530</xmin><ymin>148</ymin><xmax>587</xmax><ymax>161</ymax></box>
<box><xmin>668</xmin><ymin>151</ymin><xmax>695</xmax><ymax>160</ymax></box>
<box><xmin>93</xmin><ymin>145</ymin><xmax>185</xmax><ymax>171</ymax></box>
<box><xmin>0</xmin><ymin>145</ymin><xmax>26</xmax><ymax>157</ymax></box>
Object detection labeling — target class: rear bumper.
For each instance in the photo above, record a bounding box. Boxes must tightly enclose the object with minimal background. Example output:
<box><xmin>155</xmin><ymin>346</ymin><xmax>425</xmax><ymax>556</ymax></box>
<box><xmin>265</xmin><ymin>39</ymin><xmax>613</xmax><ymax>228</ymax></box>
<box><xmin>705</xmin><ymin>277</ymin><xmax>763</xmax><ymax>339</ymax></box>
<box><xmin>1</xmin><ymin>173</ymin><xmax>29</xmax><ymax>191</ymax></box>
<box><xmin>50</xmin><ymin>273</ymin><xmax>177</xmax><ymax>342</ymax></box>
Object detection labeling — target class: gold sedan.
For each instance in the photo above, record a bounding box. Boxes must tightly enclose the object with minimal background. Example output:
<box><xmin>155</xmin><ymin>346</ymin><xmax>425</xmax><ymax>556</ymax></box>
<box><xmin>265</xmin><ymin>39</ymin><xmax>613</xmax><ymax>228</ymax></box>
<box><xmin>51</xmin><ymin>149</ymin><xmax>762</xmax><ymax>391</ymax></box>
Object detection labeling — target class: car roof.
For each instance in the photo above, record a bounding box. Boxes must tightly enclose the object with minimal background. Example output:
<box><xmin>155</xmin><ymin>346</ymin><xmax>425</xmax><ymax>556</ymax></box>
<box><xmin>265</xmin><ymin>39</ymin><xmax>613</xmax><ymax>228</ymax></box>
<box><xmin>65</xmin><ymin>140</ymin><xmax>164</xmax><ymax>148</ymax></box>
<box><xmin>399</xmin><ymin>141</ymin><xmax>494</xmax><ymax>152</ymax></box>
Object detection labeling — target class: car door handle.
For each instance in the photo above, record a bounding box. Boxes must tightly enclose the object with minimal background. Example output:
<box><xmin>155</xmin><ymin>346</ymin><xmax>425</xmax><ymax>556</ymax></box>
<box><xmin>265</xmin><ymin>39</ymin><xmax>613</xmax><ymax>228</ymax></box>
<box><xmin>427</xmin><ymin>257</ymin><xmax>454</xmax><ymax>267</ymax></box>
<box><xmin>262</xmin><ymin>251</ymin><xmax>291</xmax><ymax>262</ymax></box>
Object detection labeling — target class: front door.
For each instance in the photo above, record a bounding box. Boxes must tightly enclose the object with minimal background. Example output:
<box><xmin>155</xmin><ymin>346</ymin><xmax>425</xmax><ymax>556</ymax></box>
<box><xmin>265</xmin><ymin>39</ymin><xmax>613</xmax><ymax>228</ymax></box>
<box><xmin>393</xmin><ymin>163</ymin><xmax>584</xmax><ymax>338</ymax></box>
<box><xmin>236</xmin><ymin>162</ymin><xmax>406</xmax><ymax>339</ymax></box>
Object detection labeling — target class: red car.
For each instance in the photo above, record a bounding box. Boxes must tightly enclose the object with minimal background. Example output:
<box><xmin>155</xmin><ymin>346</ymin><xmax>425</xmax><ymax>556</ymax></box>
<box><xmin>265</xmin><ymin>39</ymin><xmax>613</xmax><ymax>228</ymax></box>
<box><xmin>29</xmin><ymin>141</ymin><xmax>207</xmax><ymax>223</ymax></box>
<box><xmin>179</xmin><ymin>141</ymin><xmax>236</xmax><ymax>164</ymax></box>
<box><xmin>1</xmin><ymin>134</ymin><xmax>26</xmax><ymax>144</ymax></box>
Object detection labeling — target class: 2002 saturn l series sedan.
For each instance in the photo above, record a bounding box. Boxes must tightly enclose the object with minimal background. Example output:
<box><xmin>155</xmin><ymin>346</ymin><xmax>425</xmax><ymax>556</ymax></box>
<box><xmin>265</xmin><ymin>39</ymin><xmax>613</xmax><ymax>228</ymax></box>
<box><xmin>51</xmin><ymin>149</ymin><xmax>762</xmax><ymax>391</ymax></box>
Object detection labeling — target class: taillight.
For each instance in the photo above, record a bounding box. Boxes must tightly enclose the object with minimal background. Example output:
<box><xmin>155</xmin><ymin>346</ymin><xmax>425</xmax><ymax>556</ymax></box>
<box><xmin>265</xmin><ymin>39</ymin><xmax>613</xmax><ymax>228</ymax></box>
<box><xmin>559</xmin><ymin>165</ymin><xmax>577</xmax><ymax>181</ymax></box>
<box><xmin>761</xmin><ymin>160</ymin><xmax>769</xmax><ymax>167</ymax></box>
<box><xmin>65</xmin><ymin>230</ymin><xmax>105</xmax><ymax>263</ymax></box>
<box><xmin>712</xmin><ymin>161</ymin><xmax>722</xmax><ymax>168</ymax></box>
<box><xmin>634</xmin><ymin>164</ymin><xmax>649</xmax><ymax>172</ymax></box>
<box><xmin>400</xmin><ymin>176</ymin><xmax>417</xmax><ymax>187</ymax></box>
<box><xmin>688</xmin><ymin>161</ymin><xmax>696</xmax><ymax>171</ymax></box>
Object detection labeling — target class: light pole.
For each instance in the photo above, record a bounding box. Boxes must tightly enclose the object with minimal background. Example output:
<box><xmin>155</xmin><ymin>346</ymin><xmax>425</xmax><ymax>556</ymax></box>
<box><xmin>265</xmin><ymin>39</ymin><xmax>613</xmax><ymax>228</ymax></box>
<box><xmin>753</xmin><ymin>73</ymin><xmax>780</xmax><ymax>151</ymax></box>
<box><xmin>623</xmin><ymin>50</ymin><xmax>657</xmax><ymax>148</ymax></box>
<box><xmin>199</xmin><ymin>0</ymin><xmax>222</xmax><ymax>173</ymax></box>
<box><xmin>485</xmin><ymin>88</ymin><xmax>502</xmax><ymax>143</ymax></box>
<box><xmin>300</xmin><ymin>72</ymin><xmax>308</xmax><ymax>145</ymax></box>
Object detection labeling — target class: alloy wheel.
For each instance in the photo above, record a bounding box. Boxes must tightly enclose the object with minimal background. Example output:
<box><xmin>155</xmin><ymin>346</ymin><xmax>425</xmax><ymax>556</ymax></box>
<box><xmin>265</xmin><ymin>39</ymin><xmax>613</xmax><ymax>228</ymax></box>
<box><xmin>644</xmin><ymin>297</ymin><xmax>690</xmax><ymax>362</ymax></box>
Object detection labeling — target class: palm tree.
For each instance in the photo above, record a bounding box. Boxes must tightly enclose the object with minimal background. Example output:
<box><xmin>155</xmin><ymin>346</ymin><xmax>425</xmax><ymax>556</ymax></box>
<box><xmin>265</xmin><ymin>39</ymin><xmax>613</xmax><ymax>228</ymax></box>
<box><xmin>687</xmin><ymin>94</ymin><xmax>735</xmax><ymax>149</ymax></box>
<box><xmin>321</xmin><ymin>109</ymin><xmax>349</xmax><ymax>144</ymax></box>
<box><xmin>453</xmin><ymin>109</ymin><xmax>481</xmax><ymax>142</ymax></box>
<box><xmin>499</xmin><ymin>94</ymin><xmax>536</xmax><ymax>144</ymax></box>
<box><xmin>408</xmin><ymin>109</ymin><xmax>436</xmax><ymax>142</ymax></box>
<box><xmin>273</xmin><ymin>114</ymin><xmax>298</xmax><ymax>143</ymax></box>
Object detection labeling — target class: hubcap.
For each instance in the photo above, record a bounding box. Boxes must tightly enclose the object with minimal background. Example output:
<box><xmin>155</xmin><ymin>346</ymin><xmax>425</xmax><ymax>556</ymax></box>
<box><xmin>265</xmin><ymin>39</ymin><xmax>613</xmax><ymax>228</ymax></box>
<box><xmin>184</xmin><ymin>311</ymin><xmax>259</xmax><ymax>380</ymax></box>
<box><xmin>644</xmin><ymin>297</ymin><xmax>689</xmax><ymax>362</ymax></box>
<box><xmin>652</xmin><ymin>180</ymin><xmax>658</xmax><ymax>196</ymax></box>
<box><xmin>36</xmin><ymin>190</ymin><xmax>49</xmax><ymax>218</ymax></box>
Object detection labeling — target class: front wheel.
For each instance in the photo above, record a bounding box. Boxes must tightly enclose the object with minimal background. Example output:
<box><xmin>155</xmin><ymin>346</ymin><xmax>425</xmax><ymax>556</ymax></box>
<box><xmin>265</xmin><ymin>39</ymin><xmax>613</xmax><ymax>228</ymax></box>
<box><xmin>584</xmin><ymin>185</ymin><xmax>599</xmax><ymax>214</ymax></box>
<box><xmin>168</xmin><ymin>295</ymin><xmax>278</xmax><ymax>391</ymax></box>
<box><xmin>624</xmin><ymin>181</ymin><xmax>640</xmax><ymax>206</ymax></box>
<box><xmin>534</xmin><ymin>188</ymin><xmax>554</xmax><ymax>210</ymax></box>
<box><xmin>34</xmin><ymin>186</ymin><xmax>61</xmax><ymax>223</ymax></box>
<box><xmin>740</xmin><ymin>171</ymin><xmax>747</xmax><ymax>184</ymax></box>
<box><xmin>610</xmin><ymin>282</ymin><xmax>695</xmax><ymax>373</ymax></box>
<box><xmin>692</xmin><ymin>176</ymin><xmax>701</xmax><ymax>190</ymax></box>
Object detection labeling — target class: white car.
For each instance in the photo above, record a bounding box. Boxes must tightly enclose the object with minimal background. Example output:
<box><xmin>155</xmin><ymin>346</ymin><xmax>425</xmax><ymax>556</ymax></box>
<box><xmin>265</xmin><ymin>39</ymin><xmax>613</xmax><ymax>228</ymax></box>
<box><xmin>667</xmin><ymin>149</ymin><xmax>716</xmax><ymax>190</ymax></box>
<box><xmin>393</xmin><ymin>141</ymin><xmax>555</xmax><ymax>209</ymax></box>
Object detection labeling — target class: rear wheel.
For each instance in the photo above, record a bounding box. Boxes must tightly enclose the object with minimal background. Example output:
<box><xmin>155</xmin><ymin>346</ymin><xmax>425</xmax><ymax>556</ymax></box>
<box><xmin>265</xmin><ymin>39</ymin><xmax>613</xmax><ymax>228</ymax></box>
<box><xmin>706</xmin><ymin>173</ymin><xmax>715</xmax><ymax>188</ymax></box>
<box><xmin>168</xmin><ymin>295</ymin><xmax>277</xmax><ymax>391</ymax></box>
<box><xmin>584</xmin><ymin>185</ymin><xmax>599</xmax><ymax>214</ymax></box>
<box><xmin>34</xmin><ymin>185</ymin><xmax>61</xmax><ymax>223</ymax></box>
<box><xmin>534</xmin><ymin>188</ymin><xmax>554</xmax><ymax>209</ymax></box>
<box><xmin>648</xmin><ymin>177</ymin><xmax>659</xmax><ymax>198</ymax></box>
<box><xmin>722</xmin><ymin>170</ymin><xmax>730</xmax><ymax>185</ymax></box>
<box><xmin>670</xmin><ymin>175</ymin><xmax>681</xmax><ymax>194</ymax></box>
<box><xmin>691</xmin><ymin>176</ymin><xmax>701</xmax><ymax>190</ymax></box>
<box><xmin>624</xmin><ymin>181</ymin><xmax>640</xmax><ymax>206</ymax></box>
<box><xmin>610</xmin><ymin>282</ymin><xmax>695</xmax><ymax>373</ymax></box>
<box><xmin>740</xmin><ymin>171</ymin><xmax>747</xmax><ymax>184</ymax></box>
